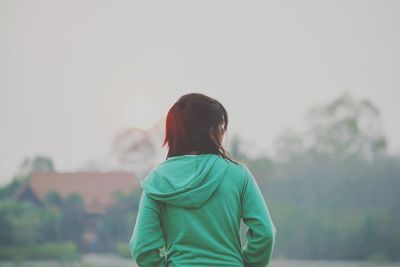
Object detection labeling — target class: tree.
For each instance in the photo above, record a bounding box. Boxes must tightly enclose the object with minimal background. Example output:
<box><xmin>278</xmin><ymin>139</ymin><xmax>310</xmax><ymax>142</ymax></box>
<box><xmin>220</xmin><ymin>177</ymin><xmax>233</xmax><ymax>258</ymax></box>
<box><xmin>107</xmin><ymin>128</ymin><xmax>156</xmax><ymax>177</ymax></box>
<box><xmin>264</xmin><ymin>93</ymin><xmax>400</xmax><ymax>260</ymax></box>
<box><xmin>43</xmin><ymin>192</ymin><xmax>85</xmax><ymax>246</ymax></box>
<box><xmin>97</xmin><ymin>187</ymin><xmax>141</xmax><ymax>252</ymax></box>
<box><xmin>0</xmin><ymin>200</ymin><xmax>54</xmax><ymax>246</ymax></box>
<box><xmin>273</xmin><ymin>93</ymin><xmax>388</xmax><ymax>161</ymax></box>
<box><xmin>304</xmin><ymin>93</ymin><xmax>387</xmax><ymax>159</ymax></box>
<box><xmin>60</xmin><ymin>194</ymin><xmax>85</xmax><ymax>246</ymax></box>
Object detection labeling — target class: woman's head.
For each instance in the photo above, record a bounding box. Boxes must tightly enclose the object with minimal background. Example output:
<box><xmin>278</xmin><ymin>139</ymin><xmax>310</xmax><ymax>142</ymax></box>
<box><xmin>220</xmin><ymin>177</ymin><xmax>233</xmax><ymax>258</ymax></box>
<box><xmin>162</xmin><ymin>93</ymin><xmax>238</xmax><ymax>164</ymax></box>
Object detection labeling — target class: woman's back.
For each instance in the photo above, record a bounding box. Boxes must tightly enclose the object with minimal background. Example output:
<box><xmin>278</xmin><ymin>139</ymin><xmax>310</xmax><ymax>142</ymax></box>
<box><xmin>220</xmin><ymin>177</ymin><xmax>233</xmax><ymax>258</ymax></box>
<box><xmin>129</xmin><ymin>153</ymin><xmax>276</xmax><ymax>266</ymax></box>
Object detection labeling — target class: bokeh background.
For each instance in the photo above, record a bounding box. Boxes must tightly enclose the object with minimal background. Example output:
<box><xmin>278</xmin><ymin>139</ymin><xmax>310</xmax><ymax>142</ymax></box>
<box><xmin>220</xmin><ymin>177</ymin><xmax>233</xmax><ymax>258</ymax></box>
<box><xmin>1</xmin><ymin>1</ymin><xmax>399</xmax><ymax>266</ymax></box>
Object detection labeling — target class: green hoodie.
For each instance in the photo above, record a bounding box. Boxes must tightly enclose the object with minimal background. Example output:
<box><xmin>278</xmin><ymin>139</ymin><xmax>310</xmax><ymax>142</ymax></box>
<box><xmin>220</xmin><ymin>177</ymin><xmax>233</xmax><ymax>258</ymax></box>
<box><xmin>129</xmin><ymin>153</ymin><xmax>276</xmax><ymax>267</ymax></box>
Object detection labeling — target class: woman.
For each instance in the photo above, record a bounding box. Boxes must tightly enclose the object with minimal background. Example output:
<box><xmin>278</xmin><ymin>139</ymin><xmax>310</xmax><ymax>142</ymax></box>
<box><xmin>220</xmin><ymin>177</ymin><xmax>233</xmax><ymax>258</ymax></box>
<box><xmin>129</xmin><ymin>93</ymin><xmax>276</xmax><ymax>266</ymax></box>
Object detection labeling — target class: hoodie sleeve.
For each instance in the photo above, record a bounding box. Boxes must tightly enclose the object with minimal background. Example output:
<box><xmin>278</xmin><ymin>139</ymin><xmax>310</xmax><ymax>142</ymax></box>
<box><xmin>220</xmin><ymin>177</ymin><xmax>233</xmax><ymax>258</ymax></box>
<box><xmin>129</xmin><ymin>190</ymin><xmax>166</xmax><ymax>267</ymax></box>
<box><xmin>240</xmin><ymin>166</ymin><xmax>277</xmax><ymax>267</ymax></box>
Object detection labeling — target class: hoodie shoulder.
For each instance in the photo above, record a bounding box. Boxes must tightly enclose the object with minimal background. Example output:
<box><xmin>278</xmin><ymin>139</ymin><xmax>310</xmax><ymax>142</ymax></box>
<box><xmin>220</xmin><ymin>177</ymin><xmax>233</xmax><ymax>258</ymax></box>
<box><xmin>223</xmin><ymin>158</ymin><xmax>248</xmax><ymax>176</ymax></box>
<box><xmin>221</xmin><ymin>159</ymin><xmax>252</xmax><ymax>192</ymax></box>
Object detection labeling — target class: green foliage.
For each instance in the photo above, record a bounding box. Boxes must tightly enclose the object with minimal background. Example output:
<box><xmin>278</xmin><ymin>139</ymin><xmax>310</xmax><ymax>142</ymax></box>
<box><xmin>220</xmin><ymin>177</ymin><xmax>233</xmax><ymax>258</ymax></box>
<box><xmin>0</xmin><ymin>179</ymin><xmax>21</xmax><ymax>200</ymax></box>
<box><xmin>96</xmin><ymin>188</ymin><xmax>141</xmax><ymax>252</ymax></box>
<box><xmin>0</xmin><ymin>242</ymin><xmax>79</xmax><ymax>261</ymax></box>
<box><xmin>0</xmin><ymin>184</ymin><xmax>139</xmax><ymax>254</ymax></box>
<box><xmin>0</xmin><ymin>191</ymin><xmax>86</xmax><ymax>249</ymax></box>
<box><xmin>0</xmin><ymin>199</ymin><xmax>57</xmax><ymax>246</ymax></box>
<box><xmin>18</xmin><ymin>155</ymin><xmax>55</xmax><ymax>175</ymax></box>
<box><xmin>45</xmin><ymin>191</ymin><xmax>64</xmax><ymax>208</ymax></box>
<box><xmin>115</xmin><ymin>242</ymin><xmax>132</xmax><ymax>258</ymax></box>
<box><xmin>259</xmin><ymin>153</ymin><xmax>400</xmax><ymax>261</ymax></box>
<box><xmin>0</xmin><ymin>199</ymin><xmax>66</xmax><ymax>246</ymax></box>
<box><xmin>259</xmin><ymin>93</ymin><xmax>400</xmax><ymax>261</ymax></box>
<box><xmin>60</xmin><ymin>193</ymin><xmax>85</xmax><ymax>244</ymax></box>
<box><xmin>275</xmin><ymin>93</ymin><xmax>388</xmax><ymax>161</ymax></box>
<box><xmin>42</xmin><ymin>192</ymin><xmax>86</xmax><ymax>245</ymax></box>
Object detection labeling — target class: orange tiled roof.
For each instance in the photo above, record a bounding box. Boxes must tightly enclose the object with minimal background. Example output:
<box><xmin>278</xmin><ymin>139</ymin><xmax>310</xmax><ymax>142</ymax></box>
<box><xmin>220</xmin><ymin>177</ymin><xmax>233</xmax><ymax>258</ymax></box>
<box><xmin>27</xmin><ymin>171</ymin><xmax>141</xmax><ymax>214</ymax></box>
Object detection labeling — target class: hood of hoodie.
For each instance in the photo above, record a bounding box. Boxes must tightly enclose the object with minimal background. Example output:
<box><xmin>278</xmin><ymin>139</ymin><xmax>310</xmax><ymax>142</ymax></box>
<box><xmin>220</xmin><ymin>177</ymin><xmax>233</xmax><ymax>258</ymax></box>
<box><xmin>140</xmin><ymin>153</ymin><xmax>229</xmax><ymax>209</ymax></box>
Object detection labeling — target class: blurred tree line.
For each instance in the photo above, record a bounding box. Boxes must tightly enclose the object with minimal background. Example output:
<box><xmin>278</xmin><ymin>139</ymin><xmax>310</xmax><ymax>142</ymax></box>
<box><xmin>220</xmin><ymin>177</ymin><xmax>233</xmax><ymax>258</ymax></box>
<box><xmin>236</xmin><ymin>93</ymin><xmax>400</xmax><ymax>261</ymax></box>
<box><xmin>0</xmin><ymin>93</ymin><xmax>398</xmax><ymax>261</ymax></box>
<box><xmin>0</xmin><ymin>183</ymin><xmax>141</xmax><ymax>255</ymax></box>
<box><xmin>0</xmin><ymin>155</ymin><xmax>141</xmax><ymax>254</ymax></box>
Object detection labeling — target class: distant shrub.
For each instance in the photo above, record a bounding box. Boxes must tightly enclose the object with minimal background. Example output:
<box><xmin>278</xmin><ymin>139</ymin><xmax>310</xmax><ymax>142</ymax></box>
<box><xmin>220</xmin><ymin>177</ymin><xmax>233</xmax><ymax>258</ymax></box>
<box><xmin>115</xmin><ymin>242</ymin><xmax>131</xmax><ymax>258</ymax></box>
<box><xmin>0</xmin><ymin>242</ymin><xmax>79</xmax><ymax>261</ymax></box>
<box><xmin>368</xmin><ymin>252</ymin><xmax>389</xmax><ymax>263</ymax></box>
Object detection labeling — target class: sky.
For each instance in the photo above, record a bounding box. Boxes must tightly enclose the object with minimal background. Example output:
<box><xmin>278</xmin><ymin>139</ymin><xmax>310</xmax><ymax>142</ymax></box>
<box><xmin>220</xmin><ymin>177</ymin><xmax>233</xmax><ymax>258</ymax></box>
<box><xmin>1</xmin><ymin>0</ymin><xmax>399</xmax><ymax>185</ymax></box>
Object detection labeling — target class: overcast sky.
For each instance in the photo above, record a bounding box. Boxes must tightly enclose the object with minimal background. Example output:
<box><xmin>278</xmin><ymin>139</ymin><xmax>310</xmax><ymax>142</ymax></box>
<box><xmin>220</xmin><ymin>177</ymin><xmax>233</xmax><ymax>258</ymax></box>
<box><xmin>1</xmin><ymin>0</ymin><xmax>399</xmax><ymax>185</ymax></box>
